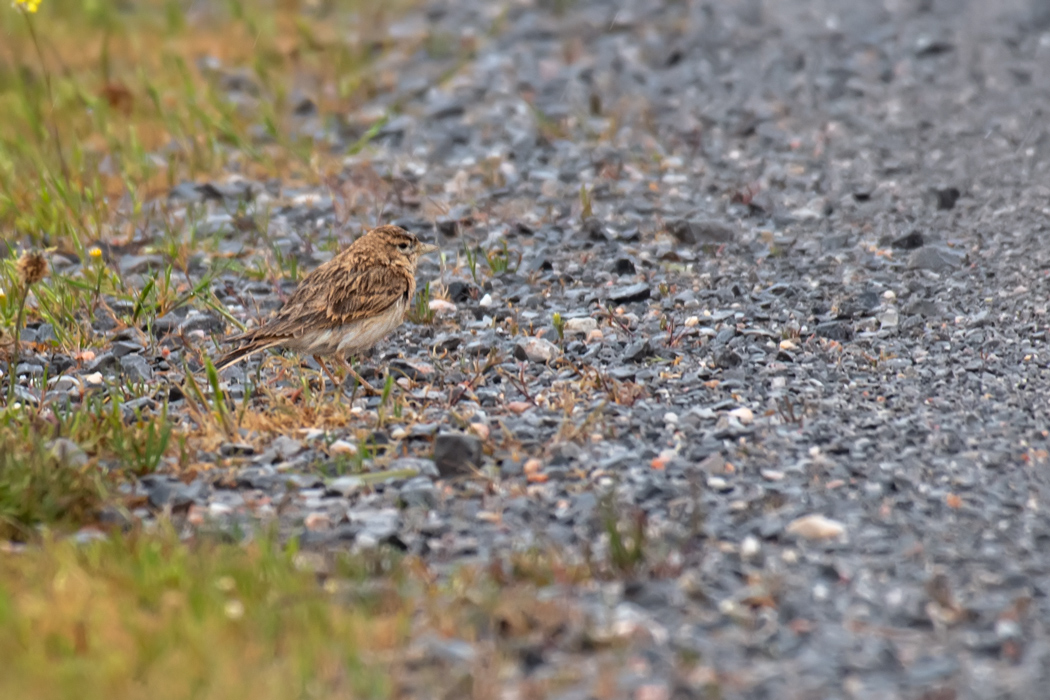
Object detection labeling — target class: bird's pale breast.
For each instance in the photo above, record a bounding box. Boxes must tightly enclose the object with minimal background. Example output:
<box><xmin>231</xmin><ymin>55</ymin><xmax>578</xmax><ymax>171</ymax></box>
<box><xmin>288</xmin><ymin>299</ymin><xmax>407</xmax><ymax>358</ymax></box>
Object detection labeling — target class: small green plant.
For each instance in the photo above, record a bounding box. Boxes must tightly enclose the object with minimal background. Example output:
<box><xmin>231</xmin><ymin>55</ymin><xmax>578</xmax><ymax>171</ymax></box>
<box><xmin>407</xmin><ymin>281</ymin><xmax>435</xmax><ymax>325</ymax></box>
<box><xmin>376</xmin><ymin>374</ymin><xmax>395</xmax><ymax>427</ymax></box>
<box><xmin>110</xmin><ymin>403</ymin><xmax>173</xmax><ymax>475</ymax></box>
<box><xmin>600</xmin><ymin>494</ymin><xmax>647</xmax><ymax>575</ymax></box>
<box><xmin>183</xmin><ymin>358</ymin><xmax>233</xmax><ymax>436</ymax></box>
<box><xmin>579</xmin><ymin>184</ymin><xmax>593</xmax><ymax>221</ymax></box>
<box><xmin>463</xmin><ymin>242</ymin><xmax>481</xmax><ymax>284</ymax></box>
<box><xmin>0</xmin><ymin>430</ymin><xmax>105</xmax><ymax>540</ymax></box>
<box><xmin>484</xmin><ymin>239</ymin><xmax>519</xmax><ymax>277</ymax></box>
<box><xmin>552</xmin><ymin>312</ymin><xmax>565</xmax><ymax>341</ymax></box>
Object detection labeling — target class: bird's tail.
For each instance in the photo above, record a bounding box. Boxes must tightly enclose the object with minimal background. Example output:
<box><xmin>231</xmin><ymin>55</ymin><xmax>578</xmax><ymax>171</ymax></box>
<box><xmin>213</xmin><ymin>336</ymin><xmax>285</xmax><ymax>372</ymax></box>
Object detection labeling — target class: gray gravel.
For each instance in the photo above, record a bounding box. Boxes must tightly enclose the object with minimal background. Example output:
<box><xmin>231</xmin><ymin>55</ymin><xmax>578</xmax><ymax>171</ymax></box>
<box><xmin>9</xmin><ymin>0</ymin><xmax>1050</xmax><ymax>697</ymax></box>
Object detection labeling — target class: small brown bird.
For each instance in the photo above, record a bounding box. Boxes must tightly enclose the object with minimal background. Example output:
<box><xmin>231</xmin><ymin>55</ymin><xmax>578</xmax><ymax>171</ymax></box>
<box><xmin>215</xmin><ymin>225</ymin><xmax>437</xmax><ymax>393</ymax></box>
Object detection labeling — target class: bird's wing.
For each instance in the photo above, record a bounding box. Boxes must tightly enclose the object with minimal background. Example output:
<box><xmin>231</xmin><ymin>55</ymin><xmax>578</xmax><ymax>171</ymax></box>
<box><xmin>323</xmin><ymin>265</ymin><xmax>411</xmax><ymax>326</ymax></box>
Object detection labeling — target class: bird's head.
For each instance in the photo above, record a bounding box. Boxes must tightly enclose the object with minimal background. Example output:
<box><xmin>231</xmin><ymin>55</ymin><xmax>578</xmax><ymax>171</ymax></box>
<box><xmin>365</xmin><ymin>225</ymin><xmax>439</xmax><ymax>265</ymax></box>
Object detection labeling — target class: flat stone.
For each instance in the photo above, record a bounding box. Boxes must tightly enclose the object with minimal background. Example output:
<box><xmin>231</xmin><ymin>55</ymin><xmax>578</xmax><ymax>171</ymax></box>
<box><xmin>47</xmin><ymin>438</ymin><xmax>88</xmax><ymax>468</ymax></box>
<box><xmin>328</xmin><ymin>476</ymin><xmax>365</xmax><ymax>497</ymax></box>
<box><xmin>15</xmin><ymin>363</ymin><xmax>43</xmax><ymax>377</ymax></box>
<box><xmin>623</xmin><ymin>339</ymin><xmax>654</xmax><ymax>362</ymax></box>
<box><xmin>389</xmin><ymin>457</ymin><xmax>440</xmax><ymax>478</ymax></box>
<box><xmin>271</xmin><ymin>435</ymin><xmax>303</xmax><ymax>460</ymax></box>
<box><xmin>514</xmin><ymin>336</ymin><xmax>561</xmax><ymax>363</ymax></box>
<box><xmin>666</xmin><ymin>219</ymin><xmax>737</xmax><ymax>244</ymax></box>
<box><xmin>119</xmin><ymin>354</ymin><xmax>153</xmax><ymax>382</ymax></box>
<box><xmin>607</xmin><ymin>283</ymin><xmax>651</xmax><ymax>304</ymax></box>
<box><xmin>563</xmin><ymin>317</ymin><xmax>597</xmax><ymax>336</ymax></box>
<box><xmin>814</xmin><ymin>321</ymin><xmax>853</xmax><ymax>342</ymax></box>
<box><xmin>433</xmin><ymin>432</ymin><xmax>483</xmax><ymax>477</ymax></box>
<box><xmin>400</xmin><ymin>477</ymin><xmax>438</xmax><ymax>508</ymax></box>
<box><xmin>909</xmin><ymin>244</ymin><xmax>966</xmax><ymax>271</ymax></box>
<box><xmin>111</xmin><ymin>340</ymin><xmax>145</xmax><ymax>358</ymax></box>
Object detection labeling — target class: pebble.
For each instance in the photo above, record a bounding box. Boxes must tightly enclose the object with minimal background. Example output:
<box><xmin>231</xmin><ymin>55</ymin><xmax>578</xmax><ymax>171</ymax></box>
<box><xmin>563</xmin><ymin>317</ymin><xmax>597</xmax><ymax>336</ymax></box>
<box><xmin>271</xmin><ymin>435</ymin><xmax>303</xmax><ymax>460</ymax></box>
<box><xmin>400</xmin><ymin>477</ymin><xmax>438</xmax><ymax>508</ymax></box>
<box><xmin>428</xmin><ymin>299</ymin><xmax>457</xmax><ymax>314</ymax></box>
<box><xmin>119</xmin><ymin>354</ymin><xmax>152</xmax><ymax>382</ymax></box>
<box><xmin>328</xmin><ymin>476</ymin><xmax>364</xmax><ymax>497</ymax></box>
<box><xmin>47</xmin><ymin>438</ymin><xmax>88</xmax><ymax>468</ymax></box>
<box><xmin>786</xmin><ymin>514</ymin><xmax>847</xmax><ymax>540</ymax></box>
<box><xmin>433</xmin><ymin>432</ymin><xmax>482</xmax><ymax>476</ymax></box>
<box><xmin>303</xmin><ymin>512</ymin><xmax>331</xmax><ymax>531</ymax></box>
<box><xmin>740</xmin><ymin>536</ymin><xmax>761</xmax><ymax>559</ymax></box>
<box><xmin>728</xmin><ymin>407</ymin><xmax>754</xmax><ymax>424</ymax></box>
<box><xmin>623</xmin><ymin>339</ymin><xmax>653</xmax><ymax>362</ymax></box>
<box><xmin>329</xmin><ymin>440</ymin><xmax>357</xmax><ymax>456</ymax></box>
<box><xmin>48</xmin><ymin>375</ymin><xmax>81</xmax><ymax>393</ymax></box>
<box><xmin>607</xmin><ymin>283</ymin><xmax>650</xmax><ymax>304</ymax></box>
<box><xmin>514</xmin><ymin>336</ymin><xmax>560</xmax><ymax>363</ymax></box>
<box><xmin>698</xmin><ymin>453</ymin><xmax>727</xmax><ymax>474</ymax></box>
<box><xmin>706</xmin><ymin>477</ymin><xmax>730</xmax><ymax>492</ymax></box>
<box><xmin>879</xmin><ymin>307</ymin><xmax>900</xmax><ymax>329</ymax></box>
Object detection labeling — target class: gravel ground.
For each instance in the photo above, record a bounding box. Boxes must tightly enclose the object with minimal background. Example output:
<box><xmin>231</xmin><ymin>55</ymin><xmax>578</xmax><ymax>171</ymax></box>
<box><xmin>17</xmin><ymin>0</ymin><xmax>1050</xmax><ymax>697</ymax></box>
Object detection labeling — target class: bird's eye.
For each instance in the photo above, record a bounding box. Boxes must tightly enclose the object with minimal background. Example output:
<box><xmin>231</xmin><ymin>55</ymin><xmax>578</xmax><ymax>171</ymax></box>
<box><xmin>398</xmin><ymin>242</ymin><xmax>410</xmax><ymax>251</ymax></box>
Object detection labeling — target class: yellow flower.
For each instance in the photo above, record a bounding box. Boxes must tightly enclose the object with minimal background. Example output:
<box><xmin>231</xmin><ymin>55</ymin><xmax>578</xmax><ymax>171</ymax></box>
<box><xmin>13</xmin><ymin>0</ymin><xmax>42</xmax><ymax>13</ymax></box>
<box><xmin>88</xmin><ymin>247</ymin><xmax>102</xmax><ymax>259</ymax></box>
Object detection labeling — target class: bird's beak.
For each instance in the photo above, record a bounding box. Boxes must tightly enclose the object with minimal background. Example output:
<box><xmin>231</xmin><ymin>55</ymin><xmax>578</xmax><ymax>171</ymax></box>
<box><xmin>419</xmin><ymin>243</ymin><xmax>439</xmax><ymax>255</ymax></box>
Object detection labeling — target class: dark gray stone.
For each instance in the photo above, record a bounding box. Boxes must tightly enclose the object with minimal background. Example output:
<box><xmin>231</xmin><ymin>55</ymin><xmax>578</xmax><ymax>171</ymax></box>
<box><xmin>667</xmin><ymin>219</ymin><xmax>737</xmax><ymax>245</ymax></box>
<box><xmin>119</xmin><ymin>354</ymin><xmax>153</xmax><ymax>382</ymax></box>
<box><xmin>433</xmin><ymin>432</ymin><xmax>483</xmax><ymax>476</ymax></box>
<box><xmin>607</xmin><ymin>283</ymin><xmax>651</xmax><ymax>304</ymax></box>
<box><xmin>909</xmin><ymin>245</ymin><xmax>966</xmax><ymax>271</ymax></box>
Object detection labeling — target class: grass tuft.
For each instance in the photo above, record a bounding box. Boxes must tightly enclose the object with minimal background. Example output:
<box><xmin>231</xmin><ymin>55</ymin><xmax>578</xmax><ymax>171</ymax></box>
<box><xmin>0</xmin><ymin>430</ymin><xmax>106</xmax><ymax>541</ymax></box>
<box><xmin>0</xmin><ymin>528</ymin><xmax>401</xmax><ymax>700</ymax></box>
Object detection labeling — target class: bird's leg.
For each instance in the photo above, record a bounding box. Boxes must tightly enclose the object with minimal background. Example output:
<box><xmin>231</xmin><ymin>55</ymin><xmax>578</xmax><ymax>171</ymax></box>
<box><xmin>341</xmin><ymin>356</ymin><xmax>379</xmax><ymax>395</ymax></box>
<box><xmin>313</xmin><ymin>355</ymin><xmax>342</xmax><ymax>397</ymax></box>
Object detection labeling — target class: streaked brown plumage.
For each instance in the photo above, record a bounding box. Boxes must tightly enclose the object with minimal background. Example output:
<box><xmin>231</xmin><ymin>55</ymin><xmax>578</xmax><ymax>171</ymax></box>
<box><xmin>215</xmin><ymin>225</ymin><xmax>437</xmax><ymax>392</ymax></box>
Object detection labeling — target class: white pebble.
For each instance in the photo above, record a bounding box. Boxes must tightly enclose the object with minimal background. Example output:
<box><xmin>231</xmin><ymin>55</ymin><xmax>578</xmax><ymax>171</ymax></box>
<box><xmin>328</xmin><ymin>476</ymin><xmax>364</xmax><ymax>497</ymax></box>
<box><xmin>813</xmin><ymin>582</ymin><xmax>829</xmax><ymax>601</ymax></box>
<box><xmin>563</xmin><ymin>317</ymin><xmax>597</xmax><ymax>336</ymax></box>
<box><xmin>728</xmin><ymin>407</ymin><xmax>754</xmax><ymax>424</ymax></box>
<box><xmin>329</xmin><ymin>440</ymin><xmax>357</xmax><ymax>456</ymax></box>
<box><xmin>429</xmin><ymin>299</ymin><xmax>457</xmax><ymax>314</ymax></box>
<box><xmin>786</xmin><ymin>514</ymin><xmax>846</xmax><ymax>540</ymax></box>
